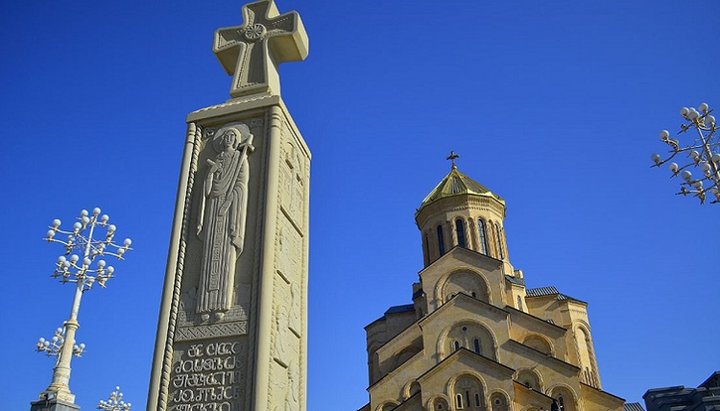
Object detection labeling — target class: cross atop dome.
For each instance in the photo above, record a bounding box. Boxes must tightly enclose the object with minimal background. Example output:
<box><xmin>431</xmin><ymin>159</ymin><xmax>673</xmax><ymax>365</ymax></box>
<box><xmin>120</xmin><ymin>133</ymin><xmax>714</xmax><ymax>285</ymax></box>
<box><xmin>446</xmin><ymin>150</ymin><xmax>460</xmax><ymax>169</ymax></box>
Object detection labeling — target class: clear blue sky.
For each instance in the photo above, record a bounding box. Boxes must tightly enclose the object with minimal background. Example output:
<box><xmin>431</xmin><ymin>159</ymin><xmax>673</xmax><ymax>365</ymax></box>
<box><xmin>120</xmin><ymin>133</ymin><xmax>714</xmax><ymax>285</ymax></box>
<box><xmin>1</xmin><ymin>1</ymin><xmax>718</xmax><ymax>410</ymax></box>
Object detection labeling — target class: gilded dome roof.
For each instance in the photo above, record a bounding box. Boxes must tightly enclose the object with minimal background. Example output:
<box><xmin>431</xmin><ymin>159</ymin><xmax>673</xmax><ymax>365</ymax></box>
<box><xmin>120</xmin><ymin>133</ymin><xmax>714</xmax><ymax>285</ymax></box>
<box><xmin>419</xmin><ymin>167</ymin><xmax>504</xmax><ymax>210</ymax></box>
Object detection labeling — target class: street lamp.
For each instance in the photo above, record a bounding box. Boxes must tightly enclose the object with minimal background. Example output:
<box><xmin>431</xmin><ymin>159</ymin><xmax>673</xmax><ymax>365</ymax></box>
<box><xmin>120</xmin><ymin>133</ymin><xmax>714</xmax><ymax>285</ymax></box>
<box><xmin>651</xmin><ymin>102</ymin><xmax>719</xmax><ymax>204</ymax></box>
<box><xmin>97</xmin><ymin>386</ymin><xmax>131</xmax><ymax>411</ymax></box>
<box><xmin>34</xmin><ymin>207</ymin><xmax>132</xmax><ymax>405</ymax></box>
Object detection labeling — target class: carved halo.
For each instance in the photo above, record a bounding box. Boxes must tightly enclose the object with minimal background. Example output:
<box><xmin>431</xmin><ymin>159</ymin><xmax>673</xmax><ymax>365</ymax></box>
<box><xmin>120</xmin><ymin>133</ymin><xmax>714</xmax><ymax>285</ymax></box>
<box><xmin>212</xmin><ymin>124</ymin><xmax>253</xmax><ymax>153</ymax></box>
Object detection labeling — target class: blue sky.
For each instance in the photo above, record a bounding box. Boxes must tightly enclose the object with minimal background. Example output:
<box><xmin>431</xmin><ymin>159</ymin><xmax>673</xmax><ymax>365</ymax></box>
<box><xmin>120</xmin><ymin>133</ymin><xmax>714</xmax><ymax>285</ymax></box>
<box><xmin>1</xmin><ymin>1</ymin><xmax>718</xmax><ymax>410</ymax></box>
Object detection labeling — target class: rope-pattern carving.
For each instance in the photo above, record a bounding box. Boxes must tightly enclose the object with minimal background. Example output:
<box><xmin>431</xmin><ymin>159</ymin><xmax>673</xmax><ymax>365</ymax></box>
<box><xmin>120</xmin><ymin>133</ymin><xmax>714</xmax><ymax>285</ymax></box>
<box><xmin>157</xmin><ymin>122</ymin><xmax>202</xmax><ymax>410</ymax></box>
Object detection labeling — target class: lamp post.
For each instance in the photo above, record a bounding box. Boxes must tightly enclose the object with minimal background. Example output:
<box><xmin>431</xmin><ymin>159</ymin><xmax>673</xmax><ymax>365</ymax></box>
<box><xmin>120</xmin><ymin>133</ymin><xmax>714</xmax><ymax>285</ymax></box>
<box><xmin>651</xmin><ymin>102</ymin><xmax>719</xmax><ymax>204</ymax></box>
<box><xmin>32</xmin><ymin>207</ymin><xmax>132</xmax><ymax>410</ymax></box>
<box><xmin>97</xmin><ymin>386</ymin><xmax>131</xmax><ymax>411</ymax></box>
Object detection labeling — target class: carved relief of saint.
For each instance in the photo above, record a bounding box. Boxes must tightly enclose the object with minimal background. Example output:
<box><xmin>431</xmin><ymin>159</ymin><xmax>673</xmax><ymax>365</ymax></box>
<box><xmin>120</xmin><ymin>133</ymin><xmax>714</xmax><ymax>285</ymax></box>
<box><xmin>196</xmin><ymin>123</ymin><xmax>254</xmax><ymax>321</ymax></box>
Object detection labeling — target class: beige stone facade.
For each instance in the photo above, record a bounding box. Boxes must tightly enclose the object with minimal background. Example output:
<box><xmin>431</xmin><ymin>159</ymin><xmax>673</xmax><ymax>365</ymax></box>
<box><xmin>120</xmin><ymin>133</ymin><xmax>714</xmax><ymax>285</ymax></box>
<box><xmin>360</xmin><ymin>166</ymin><xmax>625</xmax><ymax>411</ymax></box>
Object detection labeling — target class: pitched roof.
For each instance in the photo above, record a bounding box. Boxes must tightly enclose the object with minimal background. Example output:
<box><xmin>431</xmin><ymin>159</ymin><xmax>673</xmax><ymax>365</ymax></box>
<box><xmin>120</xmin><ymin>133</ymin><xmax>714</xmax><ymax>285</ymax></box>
<box><xmin>624</xmin><ymin>403</ymin><xmax>645</xmax><ymax>411</ymax></box>
<box><xmin>526</xmin><ymin>286</ymin><xmax>587</xmax><ymax>304</ymax></box>
<box><xmin>419</xmin><ymin>167</ymin><xmax>503</xmax><ymax>210</ymax></box>
<box><xmin>385</xmin><ymin>304</ymin><xmax>415</xmax><ymax>315</ymax></box>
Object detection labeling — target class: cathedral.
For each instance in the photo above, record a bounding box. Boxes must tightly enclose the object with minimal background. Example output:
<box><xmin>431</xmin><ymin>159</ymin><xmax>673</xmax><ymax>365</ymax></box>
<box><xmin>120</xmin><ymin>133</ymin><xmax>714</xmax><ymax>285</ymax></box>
<box><xmin>359</xmin><ymin>160</ymin><xmax>626</xmax><ymax>411</ymax></box>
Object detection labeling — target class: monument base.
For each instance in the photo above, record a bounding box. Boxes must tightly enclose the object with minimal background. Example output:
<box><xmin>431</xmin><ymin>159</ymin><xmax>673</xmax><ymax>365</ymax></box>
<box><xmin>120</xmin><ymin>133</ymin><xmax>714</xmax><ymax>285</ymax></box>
<box><xmin>30</xmin><ymin>398</ymin><xmax>80</xmax><ymax>411</ymax></box>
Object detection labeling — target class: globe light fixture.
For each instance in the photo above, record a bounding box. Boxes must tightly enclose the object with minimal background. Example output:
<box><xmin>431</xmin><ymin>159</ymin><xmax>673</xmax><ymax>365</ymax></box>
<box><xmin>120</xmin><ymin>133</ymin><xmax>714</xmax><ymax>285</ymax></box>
<box><xmin>34</xmin><ymin>207</ymin><xmax>133</xmax><ymax>405</ymax></box>
<box><xmin>651</xmin><ymin>102</ymin><xmax>719</xmax><ymax>204</ymax></box>
<box><xmin>97</xmin><ymin>386</ymin><xmax>132</xmax><ymax>411</ymax></box>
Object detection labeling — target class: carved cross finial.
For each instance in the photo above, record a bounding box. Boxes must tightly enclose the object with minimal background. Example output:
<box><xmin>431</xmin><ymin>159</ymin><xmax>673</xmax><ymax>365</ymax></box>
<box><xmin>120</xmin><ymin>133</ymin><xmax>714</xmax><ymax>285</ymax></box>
<box><xmin>213</xmin><ymin>0</ymin><xmax>309</xmax><ymax>98</ymax></box>
<box><xmin>447</xmin><ymin>151</ymin><xmax>460</xmax><ymax>169</ymax></box>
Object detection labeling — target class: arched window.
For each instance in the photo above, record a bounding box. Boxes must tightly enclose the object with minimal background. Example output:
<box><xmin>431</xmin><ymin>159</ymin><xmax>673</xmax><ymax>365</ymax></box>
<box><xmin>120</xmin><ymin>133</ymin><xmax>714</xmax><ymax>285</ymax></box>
<box><xmin>434</xmin><ymin>398</ymin><xmax>449</xmax><ymax>411</ymax></box>
<box><xmin>477</xmin><ymin>220</ymin><xmax>488</xmax><ymax>255</ymax></box>
<box><xmin>445</xmin><ymin>323</ymin><xmax>496</xmax><ymax>360</ymax></box>
<box><xmin>455</xmin><ymin>219</ymin><xmax>466</xmax><ymax>248</ymax></box>
<box><xmin>490</xmin><ymin>393</ymin><xmax>508</xmax><ymax>411</ymax></box>
<box><xmin>456</xmin><ymin>394</ymin><xmax>464</xmax><ymax>409</ymax></box>
<box><xmin>454</xmin><ymin>376</ymin><xmax>483</xmax><ymax>411</ymax></box>
<box><xmin>516</xmin><ymin>369</ymin><xmax>542</xmax><ymax>391</ymax></box>
<box><xmin>423</xmin><ymin>233</ymin><xmax>430</xmax><ymax>264</ymax></box>
<box><xmin>550</xmin><ymin>387</ymin><xmax>576</xmax><ymax>411</ymax></box>
<box><xmin>437</xmin><ymin>225</ymin><xmax>445</xmax><ymax>255</ymax></box>
<box><xmin>494</xmin><ymin>223</ymin><xmax>504</xmax><ymax>259</ymax></box>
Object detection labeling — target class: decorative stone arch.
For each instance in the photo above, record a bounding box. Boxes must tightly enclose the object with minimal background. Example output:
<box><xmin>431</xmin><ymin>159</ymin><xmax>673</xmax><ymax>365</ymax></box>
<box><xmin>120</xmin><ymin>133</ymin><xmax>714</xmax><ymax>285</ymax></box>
<box><xmin>436</xmin><ymin>320</ymin><xmax>499</xmax><ymax>361</ymax></box>
<box><xmin>489</xmin><ymin>390</ymin><xmax>511</xmax><ymax>411</ymax></box>
<box><xmin>401</xmin><ymin>380</ymin><xmax>421</xmax><ymax>400</ymax></box>
<box><xmin>376</xmin><ymin>400</ymin><xmax>399</xmax><ymax>411</ymax></box>
<box><xmin>393</xmin><ymin>345</ymin><xmax>421</xmax><ymax>369</ymax></box>
<box><xmin>434</xmin><ymin>267</ymin><xmax>492</xmax><ymax>305</ymax></box>
<box><xmin>426</xmin><ymin>394</ymin><xmax>451</xmax><ymax>411</ymax></box>
<box><xmin>547</xmin><ymin>383</ymin><xmax>579</xmax><ymax>411</ymax></box>
<box><xmin>572</xmin><ymin>323</ymin><xmax>600</xmax><ymax>387</ymax></box>
<box><xmin>446</xmin><ymin>372</ymin><xmax>489</xmax><ymax>410</ymax></box>
<box><xmin>515</xmin><ymin>368</ymin><xmax>544</xmax><ymax>391</ymax></box>
<box><xmin>523</xmin><ymin>334</ymin><xmax>554</xmax><ymax>355</ymax></box>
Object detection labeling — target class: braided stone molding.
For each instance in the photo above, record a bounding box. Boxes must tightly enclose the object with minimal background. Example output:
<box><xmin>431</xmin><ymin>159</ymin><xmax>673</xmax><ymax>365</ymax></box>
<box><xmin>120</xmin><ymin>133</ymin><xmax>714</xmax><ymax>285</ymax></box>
<box><xmin>157</xmin><ymin>122</ymin><xmax>202</xmax><ymax>410</ymax></box>
<box><xmin>176</xmin><ymin>321</ymin><xmax>248</xmax><ymax>342</ymax></box>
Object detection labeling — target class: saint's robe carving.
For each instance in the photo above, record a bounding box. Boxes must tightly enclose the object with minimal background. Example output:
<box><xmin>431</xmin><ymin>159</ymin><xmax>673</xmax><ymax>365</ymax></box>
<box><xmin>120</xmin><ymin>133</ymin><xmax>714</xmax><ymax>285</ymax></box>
<box><xmin>196</xmin><ymin>123</ymin><xmax>254</xmax><ymax>321</ymax></box>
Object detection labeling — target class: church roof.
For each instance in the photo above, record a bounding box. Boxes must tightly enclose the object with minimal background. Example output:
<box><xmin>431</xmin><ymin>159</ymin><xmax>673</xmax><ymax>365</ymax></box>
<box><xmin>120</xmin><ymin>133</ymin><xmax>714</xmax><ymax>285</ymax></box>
<box><xmin>419</xmin><ymin>166</ymin><xmax>504</xmax><ymax>210</ymax></box>
<box><xmin>525</xmin><ymin>286</ymin><xmax>587</xmax><ymax>304</ymax></box>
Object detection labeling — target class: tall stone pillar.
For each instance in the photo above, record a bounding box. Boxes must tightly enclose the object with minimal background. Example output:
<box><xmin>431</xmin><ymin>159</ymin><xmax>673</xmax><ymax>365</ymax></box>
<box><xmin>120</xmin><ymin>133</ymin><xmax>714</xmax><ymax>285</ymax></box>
<box><xmin>147</xmin><ymin>1</ymin><xmax>310</xmax><ymax>410</ymax></box>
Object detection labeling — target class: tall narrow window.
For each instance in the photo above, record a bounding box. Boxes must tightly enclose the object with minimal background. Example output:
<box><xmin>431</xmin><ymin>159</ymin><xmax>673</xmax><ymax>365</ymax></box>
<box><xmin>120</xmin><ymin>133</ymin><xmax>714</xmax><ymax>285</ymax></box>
<box><xmin>517</xmin><ymin>296</ymin><xmax>523</xmax><ymax>311</ymax></box>
<box><xmin>473</xmin><ymin>338</ymin><xmax>481</xmax><ymax>354</ymax></box>
<box><xmin>454</xmin><ymin>341</ymin><xmax>461</xmax><ymax>351</ymax></box>
<box><xmin>494</xmin><ymin>223</ymin><xmax>504</xmax><ymax>259</ymax></box>
<box><xmin>455</xmin><ymin>219</ymin><xmax>466</xmax><ymax>248</ymax></box>
<box><xmin>456</xmin><ymin>394</ymin><xmax>464</xmax><ymax>409</ymax></box>
<box><xmin>465</xmin><ymin>391</ymin><xmax>470</xmax><ymax>407</ymax></box>
<box><xmin>477</xmin><ymin>220</ymin><xmax>488</xmax><ymax>255</ymax></box>
<box><xmin>558</xmin><ymin>396</ymin><xmax>565</xmax><ymax>411</ymax></box>
<box><xmin>423</xmin><ymin>233</ymin><xmax>430</xmax><ymax>264</ymax></box>
<box><xmin>475</xmin><ymin>393</ymin><xmax>481</xmax><ymax>407</ymax></box>
<box><xmin>437</xmin><ymin>225</ymin><xmax>445</xmax><ymax>255</ymax></box>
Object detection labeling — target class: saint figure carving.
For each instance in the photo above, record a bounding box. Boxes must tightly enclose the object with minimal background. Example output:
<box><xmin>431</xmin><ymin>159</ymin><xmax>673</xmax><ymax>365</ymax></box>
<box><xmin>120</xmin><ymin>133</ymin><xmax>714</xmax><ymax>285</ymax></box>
<box><xmin>196</xmin><ymin>123</ymin><xmax>254</xmax><ymax>321</ymax></box>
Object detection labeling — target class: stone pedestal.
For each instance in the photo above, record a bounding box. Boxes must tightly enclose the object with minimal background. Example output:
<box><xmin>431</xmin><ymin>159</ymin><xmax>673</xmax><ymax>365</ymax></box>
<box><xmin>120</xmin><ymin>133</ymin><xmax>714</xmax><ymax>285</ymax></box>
<box><xmin>147</xmin><ymin>94</ymin><xmax>310</xmax><ymax>411</ymax></box>
<box><xmin>30</xmin><ymin>398</ymin><xmax>81</xmax><ymax>411</ymax></box>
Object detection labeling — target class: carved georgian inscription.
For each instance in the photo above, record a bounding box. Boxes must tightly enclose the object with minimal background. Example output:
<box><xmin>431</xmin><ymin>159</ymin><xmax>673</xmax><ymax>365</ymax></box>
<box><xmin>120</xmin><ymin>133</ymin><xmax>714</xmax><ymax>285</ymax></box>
<box><xmin>169</xmin><ymin>339</ymin><xmax>247</xmax><ymax>411</ymax></box>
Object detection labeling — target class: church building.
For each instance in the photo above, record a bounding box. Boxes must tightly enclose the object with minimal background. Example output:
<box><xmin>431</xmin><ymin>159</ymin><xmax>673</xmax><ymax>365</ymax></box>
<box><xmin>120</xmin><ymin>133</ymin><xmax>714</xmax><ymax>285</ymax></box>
<box><xmin>359</xmin><ymin>160</ymin><xmax>626</xmax><ymax>411</ymax></box>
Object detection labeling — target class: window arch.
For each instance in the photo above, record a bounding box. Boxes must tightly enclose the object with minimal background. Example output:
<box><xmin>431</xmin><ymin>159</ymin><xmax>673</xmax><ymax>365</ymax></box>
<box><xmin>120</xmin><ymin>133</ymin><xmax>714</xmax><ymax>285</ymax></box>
<box><xmin>494</xmin><ymin>222</ymin><xmax>504</xmax><ymax>259</ymax></box>
<box><xmin>523</xmin><ymin>335</ymin><xmax>552</xmax><ymax>355</ymax></box>
<box><xmin>423</xmin><ymin>233</ymin><xmax>430</xmax><ymax>265</ymax></box>
<box><xmin>550</xmin><ymin>387</ymin><xmax>576</xmax><ymax>411</ymax></box>
<box><xmin>455</xmin><ymin>219</ymin><xmax>466</xmax><ymax>248</ymax></box>
<box><xmin>445</xmin><ymin>322</ymin><xmax>496</xmax><ymax>360</ymax></box>
<box><xmin>442</xmin><ymin>271</ymin><xmax>489</xmax><ymax>303</ymax></box>
<box><xmin>490</xmin><ymin>393</ymin><xmax>508</xmax><ymax>411</ymax></box>
<box><xmin>576</xmin><ymin>326</ymin><xmax>599</xmax><ymax>387</ymax></box>
<box><xmin>477</xmin><ymin>219</ymin><xmax>488</xmax><ymax>255</ymax></box>
<box><xmin>437</xmin><ymin>225</ymin><xmax>446</xmax><ymax>255</ymax></box>
<box><xmin>433</xmin><ymin>397</ymin><xmax>449</xmax><ymax>411</ymax></box>
<box><xmin>454</xmin><ymin>375</ymin><xmax>484</xmax><ymax>410</ymax></box>
<box><xmin>516</xmin><ymin>369</ymin><xmax>542</xmax><ymax>391</ymax></box>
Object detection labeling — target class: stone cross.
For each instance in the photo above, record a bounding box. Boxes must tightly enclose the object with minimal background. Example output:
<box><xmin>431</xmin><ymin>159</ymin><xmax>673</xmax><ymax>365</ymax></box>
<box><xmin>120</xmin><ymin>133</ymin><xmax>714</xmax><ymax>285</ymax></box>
<box><xmin>214</xmin><ymin>0</ymin><xmax>309</xmax><ymax>98</ymax></box>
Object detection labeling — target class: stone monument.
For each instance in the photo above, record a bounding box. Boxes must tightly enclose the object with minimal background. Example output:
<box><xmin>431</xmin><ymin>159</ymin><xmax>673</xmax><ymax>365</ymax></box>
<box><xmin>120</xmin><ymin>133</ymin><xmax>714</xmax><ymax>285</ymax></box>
<box><xmin>147</xmin><ymin>1</ymin><xmax>310</xmax><ymax>410</ymax></box>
